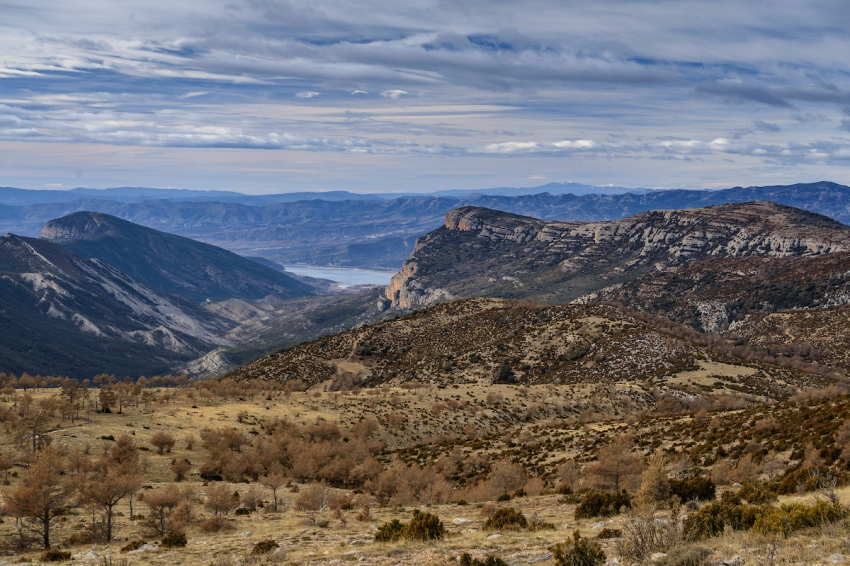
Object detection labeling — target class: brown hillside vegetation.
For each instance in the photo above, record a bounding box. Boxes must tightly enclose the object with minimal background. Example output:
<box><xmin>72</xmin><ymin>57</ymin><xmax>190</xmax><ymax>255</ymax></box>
<box><xmin>5</xmin><ymin>376</ymin><xmax>850</xmax><ymax>565</ymax></box>
<box><xmin>585</xmin><ymin>252</ymin><xmax>850</xmax><ymax>333</ymax></box>
<box><xmin>226</xmin><ymin>298</ymin><xmax>835</xmax><ymax>399</ymax></box>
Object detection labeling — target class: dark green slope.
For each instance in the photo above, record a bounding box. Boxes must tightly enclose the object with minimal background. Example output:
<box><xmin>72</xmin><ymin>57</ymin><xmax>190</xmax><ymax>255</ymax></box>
<box><xmin>0</xmin><ymin>234</ymin><xmax>230</xmax><ymax>378</ymax></box>
<box><xmin>41</xmin><ymin>211</ymin><xmax>313</xmax><ymax>303</ymax></box>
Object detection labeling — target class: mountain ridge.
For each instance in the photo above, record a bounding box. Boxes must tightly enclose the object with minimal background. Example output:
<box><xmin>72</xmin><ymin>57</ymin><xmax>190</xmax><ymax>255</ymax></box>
<box><xmin>384</xmin><ymin>201</ymin><xmax>850</xmax><ymax>310</ymax></box>
<box><xmin>1</xmin><ymin>182</ymin><xmax>850</xmax><ymax>271</ymax></box>
<box><xmin>41</xmin><ymin>211</ymin><xmax>313</xmax><ymax>303</ymax></box>
<box><xmin>0</xmin><ymin>233</ymin><xmax>236</xmax><ymax>378</ymax></box>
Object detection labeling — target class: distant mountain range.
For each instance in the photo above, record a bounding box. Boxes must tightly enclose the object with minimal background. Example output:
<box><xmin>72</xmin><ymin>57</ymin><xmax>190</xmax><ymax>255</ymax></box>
<box><xmin>5</xmin><ymin>182</ymin><xmax>850</xmax><ymax>380</ymax></box>
<box><xmin>1</xmin><ymin>181</ymin><xmax>849</xmax><ymax>271</ymax></box>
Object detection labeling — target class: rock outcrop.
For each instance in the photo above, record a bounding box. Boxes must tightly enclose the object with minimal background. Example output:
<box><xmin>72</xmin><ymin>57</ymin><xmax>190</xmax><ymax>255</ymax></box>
<box><xmin>385</xmin><ymin>202</ymin><xmax>850</xmax><ymax>309</ymax></box>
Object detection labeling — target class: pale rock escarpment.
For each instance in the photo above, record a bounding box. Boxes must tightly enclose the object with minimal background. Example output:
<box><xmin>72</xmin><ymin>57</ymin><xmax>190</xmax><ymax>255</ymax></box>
<box><xmin>385</xmin><ymin>202</ymin><xmax>850</xmax><ymax>309</ymax></box>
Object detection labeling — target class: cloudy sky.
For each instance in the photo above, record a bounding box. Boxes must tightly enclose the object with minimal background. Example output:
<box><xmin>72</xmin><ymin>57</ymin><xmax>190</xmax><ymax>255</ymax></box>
<box><xmin>2</xmin><ymin>0</ymin><xmax>850</xmax><ymax>193</ymax></box>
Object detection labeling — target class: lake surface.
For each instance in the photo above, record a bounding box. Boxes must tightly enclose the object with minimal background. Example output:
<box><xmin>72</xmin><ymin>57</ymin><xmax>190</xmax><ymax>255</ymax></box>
<box><xmin>283</xmin><ymin>265</ymin><xmax>396</xmax><ymax>288</ymax></box>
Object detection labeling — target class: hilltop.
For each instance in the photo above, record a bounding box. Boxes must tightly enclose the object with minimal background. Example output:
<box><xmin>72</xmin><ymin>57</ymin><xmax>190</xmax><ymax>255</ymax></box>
<box><xmin>41</xmin><ymin>211</ymin><xmax>313</xmax><ymax>303</ymax></box>
<box><xmin>226</xmin><ymin>297</ymin><xmax>833</xmax><ymax>403</ymax></box>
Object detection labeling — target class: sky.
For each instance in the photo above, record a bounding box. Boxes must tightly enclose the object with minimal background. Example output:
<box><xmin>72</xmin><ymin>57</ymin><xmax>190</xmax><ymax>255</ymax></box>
<box><xmin>2</xmin><ymin>0</ymin><xmax>850</xmax><ymax>193</ymax></box>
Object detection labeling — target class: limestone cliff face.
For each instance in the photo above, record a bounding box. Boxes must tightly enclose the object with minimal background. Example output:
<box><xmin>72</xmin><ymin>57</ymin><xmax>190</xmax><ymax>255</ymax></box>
<box><xmin>385</xmin><ymin>201</ymin><xmax>850</xmax><ymax>309</ymax></box>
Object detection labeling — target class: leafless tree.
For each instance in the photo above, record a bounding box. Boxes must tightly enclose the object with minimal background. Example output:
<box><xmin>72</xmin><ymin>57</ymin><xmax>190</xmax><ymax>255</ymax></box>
<box><xmin>150</xmin><ymin>431</ymin><xmax>176</xmax><ymax>455</ymax></box>
<box><xmin>585</xmin><ymin>435</ymin><xmax>644</xmax><ymax>491</ymax></box>
<box><xmin>3</xmin><ymin>446</ymin><xmax>71</xmax><ymax>549</ymax></box>
<box><xmin>260</xmin><ymin>462</ymin><xmax>286</xmax><ymax>511</ymax></box>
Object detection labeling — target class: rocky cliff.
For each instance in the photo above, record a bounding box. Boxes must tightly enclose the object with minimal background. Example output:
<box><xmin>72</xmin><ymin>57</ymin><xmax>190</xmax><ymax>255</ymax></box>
<box><xmin>385</xmin><ymin>202</ymin><xmax>850</xmax><ymax>309</ymax></box>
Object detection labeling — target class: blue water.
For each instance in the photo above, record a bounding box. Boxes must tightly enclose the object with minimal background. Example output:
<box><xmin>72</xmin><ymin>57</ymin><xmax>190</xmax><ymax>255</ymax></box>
<box><xmin>283</xmin><ymin>265</ymin><xmax>396</xmax><ymax>288</ymax></box>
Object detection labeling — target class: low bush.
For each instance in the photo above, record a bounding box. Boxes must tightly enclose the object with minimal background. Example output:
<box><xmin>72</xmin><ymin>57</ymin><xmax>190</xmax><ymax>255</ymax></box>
<box><xmin>251</xmin><ymin>539</ymin><xmax>280</xmax><ymax>555</ymax></box>
<box><xmin>574</xmin><ymin>490</ymin><xmax>632</xmax><ymax>519</ymax></box>
<box><xmin>550</xmin><ymin>531</ymin><xmax>606</xmax><ymax>566</ymax></box>
<box><xmin>161</xmin><ymin>531</ymin><xmax>187</xmax><ymax>548</ymax></box>
<box><xmin>404</xmin><ymin>510</ymin><xmax>445</xmax><ymax>541</ymax></box>
<box><xmin>682</xmin><ymin>499</ymin><xmax>760</xmax><ymax>541</ymax></box>
<box><xmin>737</xmin><ymin>479</ymin><xmax>778</xmax><ymax>505</ymax></box>
<box><xmin>375</xmin><ymin>519</ymin><xmax>406</xmax><ymax>542</ymax></box>
<box><xmin>484</xmin><ymin>507</ymin><xmax>528</xmax><ymax>531</ymax></box>
<box><xmin>527</xmin><ymin>519</ymin><xmax>556</xmax><ymax>531</ymax></box>
<box><xmin>200</xmin><ymin>516</ymin><xmax>235</xmax><ymax>533</ymax></box>
<box><xmin>596</xmin><ymin>528</ymin><xmax>622</xmax><ymax>539</ymax></box>
<box><xmin>496</xmin><ymin>493</ymin><xmax>511</xmax><ymax>502</ymax></box>
<box><xmin>752</xmin><ymin>500</ymin><xmax>848</xmax><ymax>537</ymax></box>
<box><xmin>234</xmin><ymin>507</ymin><xmax>252</xmax><ymax>516</ymax></box>
<box><xmin>669</xmin><ymin>477</ymin><xmax>716</xmax><ymax>503</ymax></box>
<box><xmin>119</xmin><ymin>539</ymin><xmax>147</xmax><ymax>553</ymax></box>
<box><xmin>775</xmin><ymin>465</ymin><xmax>830</xmax><ymax>495</ymax></box>
<box><xmin>40</xmin><ymin>550</ymin><xmax>72</xmax><ymax>562</ymax></box>
<box><xmin>459</xmin><ymin>554</ymin><xmax>509</xmax><ymax>566</ymax></box>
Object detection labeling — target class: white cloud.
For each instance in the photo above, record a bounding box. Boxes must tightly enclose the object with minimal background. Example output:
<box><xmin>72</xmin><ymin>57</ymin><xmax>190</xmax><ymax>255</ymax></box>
<box><xmin>381</xmin><ymin>90</ymin><xmax>407</xmax><ymax>99</ymax></box>
<box><xmin>295</xmin><ymin>91</ymin><xmax>320</xmax><ymax>99</ymax></box>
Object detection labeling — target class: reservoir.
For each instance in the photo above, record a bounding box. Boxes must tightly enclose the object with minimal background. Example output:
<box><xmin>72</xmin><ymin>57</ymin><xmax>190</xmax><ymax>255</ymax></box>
<box><xmin>283</xmin><ymin>265</ymin><xmax>396</xmax><ymax>288</ymax></box>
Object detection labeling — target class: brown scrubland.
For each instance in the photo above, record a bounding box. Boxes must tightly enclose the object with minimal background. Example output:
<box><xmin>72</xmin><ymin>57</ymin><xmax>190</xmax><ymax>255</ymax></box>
<box><xmin>3</xmin><ymin>365</ymin><xmax>850</xmax><ymax>566</ymax></box>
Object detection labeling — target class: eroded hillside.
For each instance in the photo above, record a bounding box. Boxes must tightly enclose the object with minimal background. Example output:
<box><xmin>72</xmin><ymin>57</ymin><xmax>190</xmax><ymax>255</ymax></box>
<box><xmin>384</xmin><ymin>202</ymin><xmax>850</xmax><ymax>310</ymax></box>
<box><xmin>226</xmin><ymin>298</ymin><xmax>833</xmax><ymax>406</ymax></box>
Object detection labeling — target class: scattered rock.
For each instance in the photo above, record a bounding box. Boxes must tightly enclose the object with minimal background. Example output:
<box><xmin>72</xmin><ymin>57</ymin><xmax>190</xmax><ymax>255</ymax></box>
<box><xmin>591</xmin><ymin>521</ymin><xmax>606</xmax><ymax>529</ymax></box>
<box><xmin>128</xmin><ymin>544</ymin><xmax>158</xmax><ymax>554</ymax></box>
<box><xmin>829</xmin><ymin>555</ymin><xmax>846</xmax><ymax>564</ymax></box>
<box><xmin>650</xmin><ymin>553</ymin><xmax>667</xmax><ymax>562</ymax></box>
<box><xmin>487</xmin><ymin>534</ymin><xmax>502</xmax><ymax>540</ymax></box>
<box><xmin>241</xmin><ymin>531</ymin><xmax>253</xmax><ymax>537</ymax></box>
<box><xmin>453</xmin><ymin>518</ymin><xmax>471</xmax><ymax>525</ymax></box>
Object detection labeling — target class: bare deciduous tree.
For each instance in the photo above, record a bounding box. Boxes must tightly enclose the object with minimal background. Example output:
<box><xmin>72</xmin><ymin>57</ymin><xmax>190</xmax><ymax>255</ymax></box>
<box><xmin>204</xmin><ymin>483</ymin><xmax>238</xmax><ymax>516</ymax></box>
<box><xmin>489</xmin><ymin>458</ymin><xmax>527</xmax><ymax>495</ymax></box>
<box><xmin>585</xmin><ymin>435</ymin><xmax>644</xmax><ymax>491</ymax></box>
<box><xmin>150</xmin><ymin>431</ymin><xmax>176</xmax><ymax>455</ymax></box>
<box><xmin>260</xmin><ymin>462</ymin><xmax>286</xmax><ymax>511</ymax></box>
<box><xmin>3</xmin><ymin>447</ymin><xmax>71</xmax><ymax>549</ymax></box>
<box><xmin>76</xmin><ymin>455</ymin><xmax>144</xmax><ymax>542</ymax></box>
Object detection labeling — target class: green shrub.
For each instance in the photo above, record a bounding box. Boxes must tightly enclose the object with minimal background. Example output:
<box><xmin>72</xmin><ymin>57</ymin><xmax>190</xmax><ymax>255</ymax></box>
<box><xmin>775</xmin><ymin>465</ymin><xmax>829</xmax><ymax>495</ymax></box>
<box><xmin>161</xmin><ymin>530</ymin><xmax>188</xmax><ymax>548</ymax></box>
<box><xmin>496</xmin><ymin>493</ymin><xmax>511</xmax><ymax>502</ymax></box>
<box><xmin>484</xmin><ymin>507</ymin><xmax>528</xmax><ymax>531</ymax></box>
<box><xmin>669</xmin><ymin>477</ymin><xmax>716</xmax><ymax>503</ymax></box>
<box><xmin>251</xmin><ymin>539</ymin><xmax>280</xmax><ymax>555</ymax></box>
<box><xmin>39</xmin><ymin>550</ymin><xmax>71</xmax><ymax>562</ymax></box>
<box><xmin>460</xmin><ymin>554</ymin><xmax>509</xmax><ymax>566</ymax></box>
<box><xmin>403</xmin><ymin>510</ymin><xmax>445</xmax><ymax>541</ymax></box>
<box><xmin>375</xmin><ymin>519</ymin><xmax>406</xmax><ymax>542</ymax></box>
<box><xmin>375</xmin><ymin>511</ymin><xmax>446</xmax><ymax>542</ymax></box>
<box><xmin>574</xmin><ymin>490</ymin><xmax>631</xmax><ymax>519</ymax></box>
<box><xmin>120</xmin><ymin>539</ymin><xmax>147</xmax><ymax>553</ymax></box>
<box><xmin>550</xmin><ymin>531</ymin><xmax>605</xmax><ymax>566</ymax></box>
<box><xmin>752</xmin><ymin>501</ymin><xmax>848</xmax><ymax>537</ymax></box>
<box><xmin>234</xmin><ymin>507</ymin><xmax>252</xmax><ymax>516</ymax></box>
<box><xmin>683</xmin><ymin>500</ymin><xmax>760</xmax><ymax>540</ymax></box>
<box><xmin>737</xmin><ymin>479</ymin><xmax>778</xmax><ymax>505</ymax></box>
